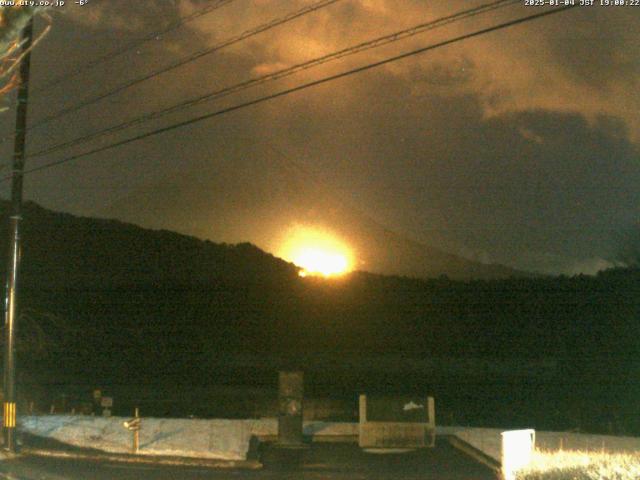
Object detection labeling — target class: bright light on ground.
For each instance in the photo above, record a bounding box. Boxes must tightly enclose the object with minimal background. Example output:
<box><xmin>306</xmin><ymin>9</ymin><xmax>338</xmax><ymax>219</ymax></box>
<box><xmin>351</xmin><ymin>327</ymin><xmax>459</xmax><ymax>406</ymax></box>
<box><xmin>294</xmin><ymin>248</ymin><xmax>349</xmax><ymax>277</ymax></box>
<box><xmin>517</xmin><ymin>449</ymin><xmax>640</xmax><ymax>480</ymax></box>
<box><xmin>278</xmin><ymin>225</ymin><xmax>354</xmax><ymax>277</ymax></box>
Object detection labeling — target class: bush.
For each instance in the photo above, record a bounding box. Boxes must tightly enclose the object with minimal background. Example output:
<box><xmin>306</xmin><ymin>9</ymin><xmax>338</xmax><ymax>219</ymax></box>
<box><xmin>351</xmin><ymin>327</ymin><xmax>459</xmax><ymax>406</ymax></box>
<box><xmin>516</xmin><ymin>450</ymin><xmax>640</xmax><ymax>480</ymax></box>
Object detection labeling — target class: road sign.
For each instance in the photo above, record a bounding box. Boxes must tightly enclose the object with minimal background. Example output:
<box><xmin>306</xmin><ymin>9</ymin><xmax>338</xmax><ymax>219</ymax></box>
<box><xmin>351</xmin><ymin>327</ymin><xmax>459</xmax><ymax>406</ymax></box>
<box><xmin>123</xmin><ymin>418</ymin><xmax>141</xmax><ymax>431</ymax></box>
<box><xmin>123</xmin><ymin>408</ymin><xmax>141</xmax><ymax>453</ymax></box>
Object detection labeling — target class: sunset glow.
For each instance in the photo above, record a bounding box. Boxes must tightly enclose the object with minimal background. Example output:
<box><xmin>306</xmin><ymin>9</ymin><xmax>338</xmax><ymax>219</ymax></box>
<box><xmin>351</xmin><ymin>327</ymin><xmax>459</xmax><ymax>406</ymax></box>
<box><xmin>279</xmin><ymin>226</ymin><xmax>353</xmax><ymax>277</ymax></box>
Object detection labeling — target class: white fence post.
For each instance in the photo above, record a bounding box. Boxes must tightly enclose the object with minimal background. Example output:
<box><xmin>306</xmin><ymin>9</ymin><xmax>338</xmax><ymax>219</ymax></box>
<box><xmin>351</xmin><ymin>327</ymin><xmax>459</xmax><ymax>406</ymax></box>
<box><xmin>501</xmin><ymin>429</ymin><xmax>535</xmax><ymax>480</ymax></box>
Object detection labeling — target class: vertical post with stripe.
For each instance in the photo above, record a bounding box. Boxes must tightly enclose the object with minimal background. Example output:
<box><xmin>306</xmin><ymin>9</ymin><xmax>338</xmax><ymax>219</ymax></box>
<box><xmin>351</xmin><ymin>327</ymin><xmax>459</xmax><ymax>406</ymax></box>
<box><xmin>2</xmin><ymin>402</ymin><xmax>16</xmax><ymax>428</ymax></box>
<box><xmin>3</xmin><ymin>15</ymin><xmax>34</xmax><ymax>452</ymax></box>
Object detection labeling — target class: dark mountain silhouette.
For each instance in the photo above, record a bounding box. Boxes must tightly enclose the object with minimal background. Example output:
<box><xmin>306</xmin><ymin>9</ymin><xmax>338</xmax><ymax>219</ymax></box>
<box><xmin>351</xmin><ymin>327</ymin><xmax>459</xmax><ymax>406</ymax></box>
<box><xmin>0</xmin><ymin>201</ymin><xmax>298</xmax><ymax>289</ymax></box>
<box><xmin>1</xmin><ymin>201</ymin><xmax>639</xmax><ymax>434</ymax></box>
<box><xmin>99</xmin><ymin>142</ymin><xmax>525</xmax><ymax>280</ymax></box>
<box><xmin>0</xmin><ymin>200</ymin><xmax>636</xmax><ymax>364</ymax></box>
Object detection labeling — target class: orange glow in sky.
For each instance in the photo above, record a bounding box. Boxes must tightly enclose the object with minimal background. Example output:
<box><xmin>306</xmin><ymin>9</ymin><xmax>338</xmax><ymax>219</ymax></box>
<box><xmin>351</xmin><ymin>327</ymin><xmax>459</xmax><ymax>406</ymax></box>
<box><xmin>279</xmin><ymin>225</ymin><xmax>354</xmax><ymax>277</ymax></box>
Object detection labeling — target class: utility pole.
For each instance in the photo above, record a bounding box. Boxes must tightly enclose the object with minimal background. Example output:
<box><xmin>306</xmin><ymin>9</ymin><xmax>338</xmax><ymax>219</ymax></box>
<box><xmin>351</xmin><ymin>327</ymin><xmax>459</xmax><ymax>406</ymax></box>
<box><xmin>3</xmin><ymin>17</ymin><xmax>34</xmax><ymax>453</ymax></box>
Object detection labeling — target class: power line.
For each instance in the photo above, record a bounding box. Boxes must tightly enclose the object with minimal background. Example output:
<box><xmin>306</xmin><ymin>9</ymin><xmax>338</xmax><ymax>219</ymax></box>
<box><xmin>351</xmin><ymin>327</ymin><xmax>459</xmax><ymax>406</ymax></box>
<box><xmin>28</xmin><ymin>0</ymin><xmax>519</xmax><ymax>159</ymax></box>
<box><xmin>32</xmin><ymin>0</ymin><xmax>238</xmax><ymax>95</ymax></box>
<box><xmin>263</xmin><ymin>140</ymin><xmax>458</xmax><ymax>257</ymax></box>
<box><xmin>0</xmin><ymin>0</ymin><xmax>238</xmax><ymax>149</ymax></box>
<box><xmin>19</xmin><ymin>4</ymin><xmax>576</xmax><ymax>175</ymax></box>
<box><xmin>5</xmin><ymin>5</ymin><xmax>577</xmax><ymax>181</ymax></box>
<box><xmin>22</xmin><ymin>0</ymin><xmax>341</xmax><ymax>135</ymax></box>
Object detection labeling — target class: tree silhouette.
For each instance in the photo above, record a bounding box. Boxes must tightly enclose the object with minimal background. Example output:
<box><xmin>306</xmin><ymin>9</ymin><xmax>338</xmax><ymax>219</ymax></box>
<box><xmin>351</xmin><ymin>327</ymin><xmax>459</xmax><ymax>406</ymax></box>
<box><xmin>613</xmin><ymin>224</ymin><xmax>640</xmax><ymax>267</ymax></box>
<box><xmin>0</xmin><ymin>307</ymin><xmax>75</xmax><ymax>359</ymax></box>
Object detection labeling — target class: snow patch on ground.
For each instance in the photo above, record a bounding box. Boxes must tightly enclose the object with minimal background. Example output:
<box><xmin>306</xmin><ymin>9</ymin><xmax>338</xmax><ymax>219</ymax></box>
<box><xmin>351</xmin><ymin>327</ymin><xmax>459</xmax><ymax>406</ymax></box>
<box><xmin>18</xmin><ymin>416</ymin><xmax>359</xmax><ymax>460</ymax></box>
<box><xmin>446</xmin><ymin>427</ymin><xmax>640</xmax><ymax>464</ymax></box>
<box><xmin>19</xmin><ymin>416</ymin><xmax>270</xmax><ymax>460</ymax></box>
<box><xmin>23</xmin><ymin>416</ymin><xmax>636</xmax><ymax>465</ymax></box>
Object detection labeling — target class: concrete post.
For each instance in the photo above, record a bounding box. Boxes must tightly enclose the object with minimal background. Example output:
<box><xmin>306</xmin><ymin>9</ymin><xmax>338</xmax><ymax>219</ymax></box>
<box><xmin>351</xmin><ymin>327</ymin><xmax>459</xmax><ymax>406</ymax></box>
<box><xmin>427</xmin><ymin>396</ymin><xmax>435</xmax><ymax>427</ymax></box>
<box><xmin>359</xmin><ymin>394</ymin><xmax>367</xmax><ymax>423</ymax></box>
<box><xmin>277</xmin><ymin>371</ymin><xmax>304</xmax><ymax>446</ymax></box>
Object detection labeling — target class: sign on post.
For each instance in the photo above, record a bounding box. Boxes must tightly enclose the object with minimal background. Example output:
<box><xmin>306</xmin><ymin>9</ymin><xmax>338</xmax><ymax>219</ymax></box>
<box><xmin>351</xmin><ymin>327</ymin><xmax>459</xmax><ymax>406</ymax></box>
<box><xmin>123</xmin><ymin>407</ymin><xmax>141</xmax><ymax>453</ymax></box>
<box><xmin>100</xmin><ymin>396</ymin><xmax>113</xmax><ymax>417</ymax></box>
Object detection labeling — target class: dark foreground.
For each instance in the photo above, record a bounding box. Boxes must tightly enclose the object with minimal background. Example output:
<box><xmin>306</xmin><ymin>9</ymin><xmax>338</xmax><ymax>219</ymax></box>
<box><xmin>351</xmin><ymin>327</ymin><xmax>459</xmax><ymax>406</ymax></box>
<box><xmin>0</xmin><ymin>441</ymin><xmax>496</xmax><ymax>479</ymax></box>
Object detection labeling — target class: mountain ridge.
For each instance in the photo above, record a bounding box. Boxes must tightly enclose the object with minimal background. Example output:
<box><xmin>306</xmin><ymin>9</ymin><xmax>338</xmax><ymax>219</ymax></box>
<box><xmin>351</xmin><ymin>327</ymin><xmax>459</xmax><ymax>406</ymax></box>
<box><xmin>98</xmin><ymin>143</ymin><xmax>529</xmax><ymax>280</ymax></box>
<box><xmin>0</xmin><ymin>200</ymin><xmax>637</xmax><ymax>394</ymax></box>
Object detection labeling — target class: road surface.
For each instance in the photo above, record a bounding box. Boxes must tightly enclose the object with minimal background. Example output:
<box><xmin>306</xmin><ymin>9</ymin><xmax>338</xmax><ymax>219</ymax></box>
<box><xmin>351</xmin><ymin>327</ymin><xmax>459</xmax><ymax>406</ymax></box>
<box><xmin>0</xmin><ymin>441</ymin><xmax>496</xmax><ymax>479</ymax></box>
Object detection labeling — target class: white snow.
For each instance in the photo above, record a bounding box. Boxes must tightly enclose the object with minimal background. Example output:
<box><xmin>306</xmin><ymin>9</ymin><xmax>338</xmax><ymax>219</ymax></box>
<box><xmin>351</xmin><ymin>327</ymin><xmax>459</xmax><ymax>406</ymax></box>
<box><xmin>21</xmin><ymin>415</ymin><xmax>637</xmax><ymax>465</ymax></box>
<box><xmin>19</xmin><ymin>415</ymin><xmax>268</xmax><ymax>460</ymax></box>
<box><xmin>443</xmin><ymin>427</ymin><xmax>640</xmax><ymax>465</ymax></box>
<box><xmin>403</xmin><ymin>401</ymin><xmax>424</xmax><ymax>411</ymax></box>
<box><xmin>18</xmin><ymin>416</ymin><xmax>358</xmax><ymax>460</ymax></box>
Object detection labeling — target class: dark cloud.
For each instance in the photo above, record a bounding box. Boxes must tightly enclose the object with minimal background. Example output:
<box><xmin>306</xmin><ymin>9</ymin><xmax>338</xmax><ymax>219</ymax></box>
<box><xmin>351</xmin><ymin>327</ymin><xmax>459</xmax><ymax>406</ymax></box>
<box><xmin>546</xmin><ymin>9</ymin><xmax>639</xmax><ymax>89</ymax></box>
<box><xmin>0</xmin><ymin>1</ymin><xmax>638</xmax><ymax>275</ymax></box>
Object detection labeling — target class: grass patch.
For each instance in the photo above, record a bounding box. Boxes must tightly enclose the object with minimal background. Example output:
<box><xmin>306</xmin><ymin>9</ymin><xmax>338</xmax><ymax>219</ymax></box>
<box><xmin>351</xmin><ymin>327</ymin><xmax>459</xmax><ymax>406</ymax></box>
<box><xmin>515</xmin><ymin>449</ymin><xmax>640</xmax><ymax>480</ymax></box>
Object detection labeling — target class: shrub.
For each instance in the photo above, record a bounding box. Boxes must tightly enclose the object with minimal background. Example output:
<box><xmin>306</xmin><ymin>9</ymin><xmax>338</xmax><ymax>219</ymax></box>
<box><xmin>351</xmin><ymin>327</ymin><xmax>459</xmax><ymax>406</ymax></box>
<box><xmin>516</xmin><ymin>449</ymin><xmax>640</xmax><ymax>480</ymax></box>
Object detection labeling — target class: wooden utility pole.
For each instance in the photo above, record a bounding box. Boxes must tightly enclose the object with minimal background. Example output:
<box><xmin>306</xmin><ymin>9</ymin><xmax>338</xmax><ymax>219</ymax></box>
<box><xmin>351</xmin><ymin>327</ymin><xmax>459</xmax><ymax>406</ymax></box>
<box><xmin>3</xmin><ymin>17</ymin><xmax>34</xmax><ymax>453</ymax></box>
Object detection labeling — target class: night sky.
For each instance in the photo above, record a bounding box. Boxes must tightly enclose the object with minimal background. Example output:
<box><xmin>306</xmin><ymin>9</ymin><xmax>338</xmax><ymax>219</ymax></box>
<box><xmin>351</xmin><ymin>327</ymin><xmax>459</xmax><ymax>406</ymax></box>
<box><xmin>0</xmin><ymin>0</ymin><xmax>638</xmax><ymax>276</ymax></box>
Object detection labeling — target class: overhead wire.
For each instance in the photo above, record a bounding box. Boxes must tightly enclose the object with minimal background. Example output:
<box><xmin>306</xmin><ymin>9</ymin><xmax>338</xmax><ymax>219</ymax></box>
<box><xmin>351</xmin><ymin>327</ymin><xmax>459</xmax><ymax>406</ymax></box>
<box><xmin>28</xmin><ymin>0</ymin><xmax>520</xmax><ymax>160</ymax></box>
<box><xmin>20</xmin><ymin>0</ymin><xmax>342</xmax><ymax>136</ymax></box>
<box><xmin>261</xmin><ymin>139</ymin><xmax>454</xmax><ymax>252</ymax></box>
<box><xmin>3</xmin><ymin>4</ymin><xmax>578</xmax><ymax>181</ymax></box>
<box><xmin>31</xmin><ymin>0</ymin><xmax>238</xmax><ymax>95</ymax></box>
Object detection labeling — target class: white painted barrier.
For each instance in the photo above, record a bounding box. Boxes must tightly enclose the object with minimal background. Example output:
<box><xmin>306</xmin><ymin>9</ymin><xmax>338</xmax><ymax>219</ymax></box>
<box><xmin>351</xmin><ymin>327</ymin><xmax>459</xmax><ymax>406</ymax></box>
<box><xmin>18</xmin><ymin>416</ymin><xmax>360</xmax><ymax>460</ymax></box>
<box><xmin>19</xmin><ymin>415</ymin><xmax>264</xmax><ymax>460</ymax></box>
<box><xmin>501</xmin><ymin>429</ymin><xmax>535</xmax><ymax>480</ymax></box>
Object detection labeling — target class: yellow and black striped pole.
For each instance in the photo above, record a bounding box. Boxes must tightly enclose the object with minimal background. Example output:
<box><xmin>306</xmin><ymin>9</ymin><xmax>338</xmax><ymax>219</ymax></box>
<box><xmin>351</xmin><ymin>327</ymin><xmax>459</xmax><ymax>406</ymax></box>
<box><xmin>3</xmin><ymin>16</ymin><xmax>34</xmax><ymax>452</ymax></box>
<box><xmin>3</xmin><ymin>402</ymin><xmax>16</xmax><ymax>429</ymax></box>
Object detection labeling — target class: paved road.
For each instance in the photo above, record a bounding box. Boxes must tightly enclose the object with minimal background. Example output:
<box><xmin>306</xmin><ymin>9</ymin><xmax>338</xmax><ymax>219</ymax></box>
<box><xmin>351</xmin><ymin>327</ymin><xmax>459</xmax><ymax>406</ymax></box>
<box><xmin>0</xmin><ymin>442</ymin><xmax>496</xmax><ymax>479</ymax></box>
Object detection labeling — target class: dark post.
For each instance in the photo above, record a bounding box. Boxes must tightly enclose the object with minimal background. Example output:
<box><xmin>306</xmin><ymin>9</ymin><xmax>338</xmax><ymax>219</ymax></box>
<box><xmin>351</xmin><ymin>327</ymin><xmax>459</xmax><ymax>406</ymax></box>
<box><xmin>277</xmin><ymin>371</ymin><xmax>304</xmax><ymax>446</ymax></box>
<box><xmin>3</xmin><ymin>18</ymin><xmax>34</xmax><ymax>452</ymax></box>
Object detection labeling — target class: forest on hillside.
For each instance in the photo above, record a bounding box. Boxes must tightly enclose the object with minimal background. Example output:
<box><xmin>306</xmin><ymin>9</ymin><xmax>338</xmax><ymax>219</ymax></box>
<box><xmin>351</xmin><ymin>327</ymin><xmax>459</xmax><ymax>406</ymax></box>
<box><xmin>0</xmin><ymin>202</ymin><xmax>638</xmax><ymax>432</ymax></box>
<box><xmin>0</xmin><ymin>203</ymin><xmax>635</xmax><ymax>376</ymax></box>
